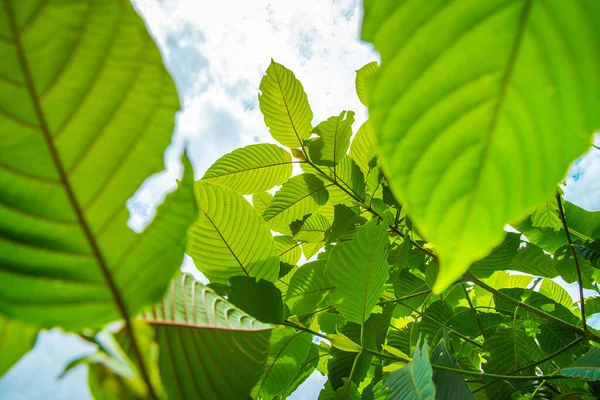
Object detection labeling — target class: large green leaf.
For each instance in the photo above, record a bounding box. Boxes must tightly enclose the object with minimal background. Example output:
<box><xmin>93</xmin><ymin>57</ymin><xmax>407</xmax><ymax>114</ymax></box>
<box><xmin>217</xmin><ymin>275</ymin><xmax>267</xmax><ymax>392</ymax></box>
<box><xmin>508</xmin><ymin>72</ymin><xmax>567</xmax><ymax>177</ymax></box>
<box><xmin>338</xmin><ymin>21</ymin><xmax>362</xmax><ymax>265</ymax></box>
<box><xmin>201</xmin><ymin>144</ymin><xmax>294</xmax><ymax>194</ymax></box>
<box><xmin>286</xmin><ymin>260</ymin><xmax>334</xmax><ymax>316</ymax></box>
<box><xmin>142</xmin><ymin>273</ymin><xmax>272</xmax><ymax>399</ymax></box>
<box><xmin>326</xmin><ymin>216</ymin><xmax>391</xmax><ymax>324</ymax></box>
<box><xmin>386</xmin><ymin>340</ymin><xmax>436</xmax><ymax>400</ymax></box>
<box><xmin>262</xmin><ymin>173</ymin><xmax>330</xmax><ymax>234</ymax></box>
<box><xmin>483</xmin><ymin>327</ymin><xmax>537</xmax><ymax>375</ymax></box>
<box><xmin>561</xmin><ymin>347</ymin><xmax>600</xmax><ymax>381</ymax></box>
<box><xmin>308</xmin><ymin>111</ymin><xmax>355</xmax><ymax>167</ymax></box>
<box><xmin>431</xmin><ymin>341</ymin><xmax>474</xmax><ymax>400</ymax></box>
<box><xmin>274</xmin><ymin>235</ymin><xmax>302</xmax><ymax>266</ymax></box>
<box><xmin>251</xmin><ymin>326</ymin><xmax>313</xmax><ymax>399</ymax></box>
<box><xmin>253</xmin><ymin>192</ymin><xmax>273</xmax><ymax>215</ymax></box>
<box><xmin>509</xmin><ymin>243</ymin><xmax>558</xmax><ymax>278</ymax></box>
<box><xmin>0</xmin><ymin>0</ymin><xmax>194</xmax><ymax>329</ymax></box>
<box><xmin>362</xmin><ymin>0</ymin><xmax>600</xmax><ymax>293</ymax></box>
<box><xmin>469</xmin><ymin>232</ymin><xmax>521</xmax><ymax>278</ymax></box>
<box><xmin>0</xmin><ymin>315</ymin><xmax>37</xmax><ymax>377</ymax></box>
<box><xmin>187</xmin><ymin>181</ymin><xmax>279</xmax><ymax>284</ymax></box>
<box><xmin>258</xmin><ymin>60</ymin><xmax>313</xmax><ymax>149</ymax></box>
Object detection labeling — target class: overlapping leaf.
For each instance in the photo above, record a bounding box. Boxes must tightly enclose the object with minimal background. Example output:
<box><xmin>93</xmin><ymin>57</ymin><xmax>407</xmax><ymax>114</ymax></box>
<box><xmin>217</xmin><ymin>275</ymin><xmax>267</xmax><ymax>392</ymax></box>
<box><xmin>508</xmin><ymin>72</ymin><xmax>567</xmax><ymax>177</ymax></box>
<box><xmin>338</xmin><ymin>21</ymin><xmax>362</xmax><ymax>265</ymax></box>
<box><xmin>286</xmin><ymin>261</ymin><xmax>334</xmax><ymax>316</ymax></box>
<box><xmin>201</xmin><ymin>144</ymin><xmax>293</xmax><ymax>194</ymax></box>
<box><xmin>326</xmin><ymin>216</ymin><xmax>391</xmax><ymax>324</ymax></box>
<box><xmin>0</xmin><ymin>0</ymin><xmax>194</xmax><ymax>332</ymax></box>
<box><xmin>386</xmin><ymin>340</ymin><xmax>436</xmax><ymax>400</ymax></box>
<box><xmin>308</xmin><ymin>111</ymin><xmax>355</xmax><ymax>167</ymax></box>
<box><xmin>142</xmin><ymin>274</ymin><xmax>272</xmax><ymax>399</ymax></box>
<box><xmin>0</xmin><ymin>315</ymin><xmax>37</xmax><ymax>377</ymax></box>
<box><xmin>350</xmin><ymin>120</ymin><xmax>379</xmax><ymax>176</ymax></box>
<box><xmin>253</xmin><ymin>192</ymin><xmax>274</xmax><ymax>215</ymax></box>
<box><xmin>561</xmin><ymin>347</ymin><xmax>600</xmax><ymax>381</ymax></box>
<box><xmin>259</xmin><ymin>60</ymin><xmax>313</xmax><ymax>148</ymax></box>
<box><xmin>362</xmin><ymin>0</ymin><xmax>600</xmax><ymax>292</ymax></box>
<box><xmin>187</xmin><ymin>181</ymin><xmax>279</xmax><ymax>283</ymax></box>
<box><xmin>355</xmin><ymin>62</ymin><xmax>379</xmax><ymax>107</ymax></box>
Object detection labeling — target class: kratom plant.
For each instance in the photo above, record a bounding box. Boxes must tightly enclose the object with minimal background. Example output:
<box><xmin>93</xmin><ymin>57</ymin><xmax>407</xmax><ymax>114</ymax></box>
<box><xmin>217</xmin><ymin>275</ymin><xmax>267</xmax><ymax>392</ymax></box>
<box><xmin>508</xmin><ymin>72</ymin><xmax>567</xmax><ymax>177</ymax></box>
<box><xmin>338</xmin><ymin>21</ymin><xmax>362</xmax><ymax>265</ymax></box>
<box><xmin>1</xmin><ymin>0</ymin><xmax>600</xmax><ymax>399</ymax></box>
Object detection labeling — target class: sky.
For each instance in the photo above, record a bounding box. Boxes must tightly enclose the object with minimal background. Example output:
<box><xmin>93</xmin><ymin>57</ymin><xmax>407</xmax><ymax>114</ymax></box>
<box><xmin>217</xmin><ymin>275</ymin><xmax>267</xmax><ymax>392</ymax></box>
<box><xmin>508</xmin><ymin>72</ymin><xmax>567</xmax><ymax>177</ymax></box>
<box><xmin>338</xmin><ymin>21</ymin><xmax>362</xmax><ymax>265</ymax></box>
<box><xmin>1</xmin><ymin>0</ymin><xmax>599</xmax><ymax>399</ymax></box>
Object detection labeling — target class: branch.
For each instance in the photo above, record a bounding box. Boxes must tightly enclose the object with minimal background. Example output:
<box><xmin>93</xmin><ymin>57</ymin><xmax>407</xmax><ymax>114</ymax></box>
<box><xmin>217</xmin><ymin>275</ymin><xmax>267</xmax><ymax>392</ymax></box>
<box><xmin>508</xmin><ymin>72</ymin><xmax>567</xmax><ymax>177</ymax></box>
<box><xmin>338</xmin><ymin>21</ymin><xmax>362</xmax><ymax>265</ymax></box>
<box><xmin>556</xmin><ymin>192</ymin><xmax>587</xmax><ymax>331</ymax></box>
<box><xmin>377</xmin><ymin>289</ymin><xmax>432</xmax><ymax>306</ymax></box>
<box><xmin>462</xmin><ymin>283</ymin><xmax>489</xmax><ymax>339</ymax></box>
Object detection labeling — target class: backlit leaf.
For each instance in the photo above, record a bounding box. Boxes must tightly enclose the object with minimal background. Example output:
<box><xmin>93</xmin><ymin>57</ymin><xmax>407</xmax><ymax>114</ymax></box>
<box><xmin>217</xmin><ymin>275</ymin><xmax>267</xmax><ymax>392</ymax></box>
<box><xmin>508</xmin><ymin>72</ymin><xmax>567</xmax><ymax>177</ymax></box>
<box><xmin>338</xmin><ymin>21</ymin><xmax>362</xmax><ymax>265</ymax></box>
<box><xmin>362</xmin><ymin>0</ymin><xmax>600</xmax><ymax>293</ymax></box>
<box><xmin>308</xmin><ymin>111</ymin><xmax>355</xmax><ymax>167</ymax></box>
<box><xmin>386</xmin><ymin>339</ymin><xmax>436</xmax><ymax>400</ymax></box>
<box><xmin>355</xmin><ymin>62</ymin><xmax>379</xmax><ymax>107</ymax></box>
<box><xmin>0</xmin><ymin>316</ymin><xmax>37</xmax><ymax>377</ymax></box>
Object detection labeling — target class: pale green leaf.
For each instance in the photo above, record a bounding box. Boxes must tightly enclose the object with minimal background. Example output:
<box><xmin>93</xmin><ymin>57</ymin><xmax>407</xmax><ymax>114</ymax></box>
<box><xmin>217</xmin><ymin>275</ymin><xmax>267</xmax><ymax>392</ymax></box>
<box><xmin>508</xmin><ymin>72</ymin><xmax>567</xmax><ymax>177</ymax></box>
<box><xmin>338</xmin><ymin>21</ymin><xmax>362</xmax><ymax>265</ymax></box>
<box><xmin>201</xmin><ymin>144</ymin><xmax>293</xmax><ymax>194</ymax></box>
<box><xmin>274</xmin><ymin>235</ymin><xmax>302</xmax><ymax>266</ymax></box>
<box><xmin>286</xmin><ymin>261</ymin><xmax>334</xmax><ymax>315</ymax></box>
<box><xmin>251</xmin><ymin>327</ymin><xmax>312</xmax><ymax>399</ymax></box>
<box><xmin>293</xmin><ymin>213</ymin><xmax>331</xmax><ymax>243</ymax></box>
<box><xmin>386</xmin><ymin>340</ymin><xmax>436</xmax><ymax>400</ymax></box>
<box><xmin>326</xmin><ymin>217</ymin><xmax>391</xmax><ymax>324</ymax></box>
<box><xmin>143</xmin><ymin>274</ymin><xmax>272</xmax><ymax>399</ymax></box>
<box><xmin>530</xmin><ymin>200</ymin><xmax>562</xmax><ymax>233</ymax></box>
<box><xmin>263</xmin><ymin>173</ymin><xmax>330</xmax><ymax>234</ymax></box>
<box><xmin>509</xmin><ymin>243</ymin><xmax>558</xmax><ymax>278</ymax></box>
<box><xmin>187</xmin><ymin>181</ymin><xmax>279</xmax><ymax>283</ymax></box>
<box><xmin>0</xmin><ymin>0</ymin><xmax>195</xmax><ymax>333</ymax></box>
<box><xmin>308</xmin><ymin>111</ymin><xmax>355</xmax><ymax>167</ymax></box>
<box><xmin>253</xmin><ymin>191</ymin><xmax>274</xmax><ymax>215</ymax></box>
<box><xmin>0</xmin><ymin>315</ymin><xmax>37</xmax><ymax>377</ymax></box>
<box><xmin>561</xmin><ymin>347</ymin><xmax>600</xmax><ymax>381</ymax></box>
<box><xmin>326</xmin><ymin>157</ymin><xmax>366</xmax><ymax>205</ymax></box>
<box><xmin>539</xmin><ymin>278</ymin><xmax>573</xmax><ymax>310</ymax></box>
<box><xmin>362</xmin><ymin>0</ymin><xmax>600</xmax><ymax>293</ymax></box>
<box><xmin>350</xmin><ymin>119</ymin><xmax>379</xmax><ymax>176</ymax></box>
<box><xmin>355</xmin><ymin>62</ymin><xmax>379</xmax><ymax>107</ymax></box>
<box><xmin>259</xmin><ymin>60</ymin><xmax>313</xmax><ymax>148</ymax></box>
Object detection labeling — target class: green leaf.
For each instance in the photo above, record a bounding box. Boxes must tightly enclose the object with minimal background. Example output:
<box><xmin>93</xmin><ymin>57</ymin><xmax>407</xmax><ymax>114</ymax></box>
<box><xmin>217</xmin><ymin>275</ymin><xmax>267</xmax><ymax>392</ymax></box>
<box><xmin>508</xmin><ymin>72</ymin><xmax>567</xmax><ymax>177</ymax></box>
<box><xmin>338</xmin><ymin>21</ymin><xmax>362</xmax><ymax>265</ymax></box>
<box><xmin>326</xmin><ymin>217</ymin><xmax>391</xmax><ymax>324</ymax></box>
<box><xmin>0</xmin><ymin>315</ymin><xmax>37</xmax><ymax>377</ymax></box>
<box><xmin>308</xmin><ymin>111</ymin><xmax>355</xmax><ymax>167</ymax></box>
<box><xmin>361</xmin><ymin>0</ymin><xmax>600</xmax><ymax>293</ymax></box>
<box><xmin>483</xmin><ymin>328</ymin><xmax>537</xmax><ymax>375</ymax></box>
<box><xmin>294</xmin><ymin>213</ymin><xmax>331</xmax><ymax>243</ymax></box>
<box><xmin>350</xmin><ymin>119</ymin><xmax>379</xmax><ymax>176</ymax></box>
<box><xmin>355</xmin><ymin>62</ymin><xmax>379</xmax><ymax>107</ymax></box>
<box><xmin>431</xmin><ymin>340</ymin><xmax>474</xmax><ymax>400</ymax></box>
<box><xmin>470</xmin><ymin>232</ymin><xmax>521</xmax><ymax>278</ymax></box>
<box><xmin>280</xmin><ymin>344</ymin><xmax>322</xmax><ymax>399</ymax></box>
<box><xmin>319</xmin><ymin>379</ymin><xmax>361</xmax><ymax>400</ymax></box>
<box><xmin>187</xmin><ymin>181</ymin><xmax>279</xmax><ymax>284</ymax></box>
<box><xmin>509</xmin><ymin>243</ymin><xmax>558</xmax><ymax>278</ymax></box>
<box><xmin>263</xmin><ymin>173</ymin><xmax>330</xmax><ymax>234</ymax></box>
<box><xmin>555</xmin><ymin>245</ymin><xmax>596</xmax><ymax>290</ymax></box>
<box><xmin>0</xmin><ymin>0</ymin><xmax>194</xmax><ymax>332</ymax></box>
<box><xmin>561</xmin><ymin>347</ymin><xmax>600</xmax><ymax>381</ymax></box>
<box><xmin>251</xmin><ymin>327</ymin><xmax>313</xmax><ymax>399</ymax></box>
<box><xmin>259</xmin><ymin>60</ymin><xmax>313</xmax><ymax>148</ymax></box>
<box><xmin>253</xmin><ymin>192</ymin><xmax>274</xmax><ymax>215</ymax></box>
<box><xmin>326</xmin><ymin>157</ymin><xmax>366</xmax><ymax>205</ymax></box>
<box><xmin>143</xmin><ymin>274</ymin><xmax>272</xmax><ymax>399</ymax></box>
<box><xmin>530</xmin><ymin>199</ymin><xmax>562</xmax><ymax>234</ymax></box>
<box><xmin>386</xmin><ymin>339</ymin><xmax>436</xmax><ymax>400</ymax></box>
<box><xmin>201</xmin><ymin>144</ymin><xmax>293</xmax><ymax>194</ymax></box>
<box><xmin>539</xmin><ymin>278</ymin><xmax>573</xmax><ymax>310</ymax></box>
<box><xmin>275</xmin><ymin>235</ymin><xmax>302</xmax><ymax>266</ymax></box>
<box><xmin>514</xmin><ymin>201</ymin><xmax>600</xmax><ymax>254</ymax></box>
<box><xmin>328</xmin><ymin>204</ymin><xmax>367</xmax><ymax>242</ymax></box>
<box><xmin>227</xmin><ymin>276</ymin><xmax>284</xmax><ymax>324</ymax></box>
<box><xmin>286</xmin><ymin>260</ymin><xmax>334</xmax><ymax>316</ymax></box>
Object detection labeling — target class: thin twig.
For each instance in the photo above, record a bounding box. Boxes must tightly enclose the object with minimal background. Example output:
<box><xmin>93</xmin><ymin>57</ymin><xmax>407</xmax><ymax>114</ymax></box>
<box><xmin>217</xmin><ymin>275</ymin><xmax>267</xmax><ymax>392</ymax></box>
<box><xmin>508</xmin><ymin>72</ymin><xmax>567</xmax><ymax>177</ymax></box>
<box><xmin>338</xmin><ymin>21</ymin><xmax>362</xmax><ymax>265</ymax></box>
<box><xmin>556</xmin><ymin>192</ymin><xmax>587</xmax><ymax>331</ymax></box>
<box><xmin>462</xmin><ymin>283</ymin><xmax>489</xmax><ymax>339</ymax></box>
<box><xmin>377</xmin><ymin>289</ymin><xmax>432</xmax><ymax>306</ymax></box>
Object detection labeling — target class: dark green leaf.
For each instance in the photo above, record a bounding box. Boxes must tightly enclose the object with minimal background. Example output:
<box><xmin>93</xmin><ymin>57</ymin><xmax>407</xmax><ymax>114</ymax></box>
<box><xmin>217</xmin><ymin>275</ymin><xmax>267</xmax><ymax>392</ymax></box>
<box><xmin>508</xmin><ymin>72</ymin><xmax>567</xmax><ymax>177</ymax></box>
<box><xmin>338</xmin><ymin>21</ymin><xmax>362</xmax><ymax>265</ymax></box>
<box><xmin>561</xmin><ymin>347</ymin><xmax>600</xmax><ymax>381</ymax></box>
<box><xmin>286</xmin><ymin>261</ymin><xmax>334</xmax><ymax>316</ymax></box>
<box><xmin>228</xmin><ymin>276</ymin><xmax>284</xmax><ymax>324</ymax></box>
<box><xmin>386</xmin><ymin>339</ymin><xmax>436</xmax><ymax>400</ymax></box>
<box><xmin>431</xmin><ymin>340</ymin><xmax>474</xmax><ymax>400</ymax></box>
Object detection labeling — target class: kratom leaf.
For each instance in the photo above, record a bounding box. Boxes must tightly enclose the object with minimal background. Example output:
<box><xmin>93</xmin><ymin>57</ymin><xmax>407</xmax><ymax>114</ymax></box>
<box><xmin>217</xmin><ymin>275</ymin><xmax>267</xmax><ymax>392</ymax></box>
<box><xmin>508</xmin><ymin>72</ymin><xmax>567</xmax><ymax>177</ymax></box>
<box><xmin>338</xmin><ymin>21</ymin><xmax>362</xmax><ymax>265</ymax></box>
<box><xmin>308</xmin><ymin>111</ymin><xmax>355</xmax><ymax>167</ymax></box>
<box><xmin>483</xmin><ymin>328</ymin><xmax>537</xmax><ymax>375</ymax></box>
<box><xmin>263</xmin><ymin>173</ymin><xmax>330</xmax><ymax>234</ymax></box>
<box><xmin>469</xmin><ymin>232</ymin><xmax>521</xmax><ymax>278</ymax></box>
<box><xmin>386</xmin><ymin>339</ymin><xmax>436</xmax><ymax>400</ymax></box>
<box><xmin>275</xmin><ymin>235</ymin><xmax>302</xmax><ymax>266</ymax></box>
<box><xmin>227</xmin><ymin>276</ymin><xmax>284</xmax><ymax>324</ymax></box>
<box><xmin>431</xmin><ymin>341</ymin><xmax>474</xmax><ymax>400</ymax></box>
<box><xmin>253</xmin><ymin>192</ymin><xmax>274</xmax><ymax>215</ymax></box>
<box><xmin>539</xmin><ymin>278</ymin><xmax>573</xmax><ymax>310</ymax></box>
<box><xmin>286</xmin><ymin>261</ymin><xmax>334</xmax><ymax>316</ymax></box>
<box><xmin>259</xmin><ymin>60</ymin><xmax>313</xmax><ymax>148</ymax></box>
<box><xmin>0</xmin><ymin>315</ymin><xmax>37</xmax><ymax>377</ymax></box>
<box><xmin>201</xmin><ymin>144</ymin><xmax>293</xmax><ymax>194</ymax></box>
<box><xmin>319</xmin><ymin>379</ymin><xmax>361</xmax><ymax>400</ymax></box>
<box><xmin>326</xmin><ymin>157</ymin><xmax>366</xmax><ymax>205</ymax></box>
<box><xmin>561</xmin><ymin>347</ymin><xmax>600</xmax><ymax>381</ymax></box>
<box><xmin>142</xmin><ymin>274</ymin><xmax>272</xmax><ymax>399</ymax></box>
<box><xmin>555</xmin><ymin>245</ymin><xmax>596</xmax><ymax>289</ymax></box>
<box><xmin>187</xmin><ymin>181</ymin><xmax>279</xmax><ymax>283</ymax></box>
<box><xmin>0</xmin><ymin>0</ymin><xmax>195</xmax><ymax>334</ymax></box>
<box><xmin>280</xmin><ymin>344</ymin><xmax>322</xmax><ymax>399</ymax></box>
<box><xmin>531</xmin><ymin>199</ymin><xmax>562</xmax><ymax>233</ymax></box>
<box><xmin>362</xmin><ymin>0</ymin><xmax>600</xmax><ymax>293</ymax></box>
<box><xmin>355</xmin><ymin>62</ymin><xmax>379</xmax><ymax>107</ymax></box>
<box><xmin>509</xmin><ymin>243</ymin><xmax>558</xmax><ymax>278</ymax></box>
<box><xmin>294</xmin><ymin>213</ymin><xmax>331</xmax><ymax>243</ymax></box>
<box><xmin>328</xmin><ymin>204</ymin><xmax>366</xmax><ymax>242</ymax></box>
<box><xmin>350</xmin><ymin>120</ymin><xmax>379</xmax><ymax>176</ymax></box>
<box><xmin>251</xmin><ymin>327</ymin><xmax>312</xmax><ymax>399</ymax></box>
<box><xmin>514</xmin><ymin>200</ymin><xmax>600</xmax><ymax>254</ymax></box>
<box><xmin>326</xmin><ymin>217</ymin><xmax>391</xmax><ymax>324</ymax></box>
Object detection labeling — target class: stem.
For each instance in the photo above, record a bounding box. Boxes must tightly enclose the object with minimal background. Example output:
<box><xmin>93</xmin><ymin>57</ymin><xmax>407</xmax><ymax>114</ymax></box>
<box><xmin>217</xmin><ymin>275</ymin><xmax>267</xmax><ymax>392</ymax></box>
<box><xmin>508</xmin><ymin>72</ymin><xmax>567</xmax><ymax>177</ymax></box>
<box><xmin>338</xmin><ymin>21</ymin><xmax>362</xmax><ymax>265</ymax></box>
<box><xmin>377</xmin><ymin>289</ymin><xmax>432</xmax><ymax>306</ymax></box>
<box><xmin>432</xmin><ymin>365</ymin><xmax>562</xmax><ymax>381</ymax></box>
<box><xmin>556</xmin><ymin>192</ymin><xmax>587</xmax><ymax>331</ymax></box>
<box><xmin>281</xmin><ymin>321</ymin><xmax>328</xmax><ymax>339</ymax></box>
<box><xmin>462</xmin><ymin>283</ymin><xmax>489</xmax><ymax>339</ymax></box>
<box><xmin>465</xmin><ymin>272</ymin><xmax>599</xmax><ymax>341</ymax></box>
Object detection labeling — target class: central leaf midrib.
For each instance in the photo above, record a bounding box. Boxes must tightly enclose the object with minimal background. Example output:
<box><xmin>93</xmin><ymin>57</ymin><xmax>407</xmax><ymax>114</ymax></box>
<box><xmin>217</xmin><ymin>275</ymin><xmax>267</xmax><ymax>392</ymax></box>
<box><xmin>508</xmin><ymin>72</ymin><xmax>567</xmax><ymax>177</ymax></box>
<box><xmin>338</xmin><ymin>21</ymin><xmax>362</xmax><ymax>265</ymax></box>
<box><xmin>204</xmin><ymin>160</ymin><xmax>297</xmax><ymax>179</ymax></box>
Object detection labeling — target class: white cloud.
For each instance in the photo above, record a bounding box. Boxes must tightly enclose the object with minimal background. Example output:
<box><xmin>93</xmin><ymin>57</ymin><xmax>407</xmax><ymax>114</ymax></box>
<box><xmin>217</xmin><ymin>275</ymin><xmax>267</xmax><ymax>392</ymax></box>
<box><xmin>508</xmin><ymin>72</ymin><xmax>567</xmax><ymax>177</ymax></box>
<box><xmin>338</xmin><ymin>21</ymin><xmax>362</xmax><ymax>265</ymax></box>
<box><xmin>563</xmin><ymin>134</ymin><xmax>600</xmax><ymax>211</ymax></box>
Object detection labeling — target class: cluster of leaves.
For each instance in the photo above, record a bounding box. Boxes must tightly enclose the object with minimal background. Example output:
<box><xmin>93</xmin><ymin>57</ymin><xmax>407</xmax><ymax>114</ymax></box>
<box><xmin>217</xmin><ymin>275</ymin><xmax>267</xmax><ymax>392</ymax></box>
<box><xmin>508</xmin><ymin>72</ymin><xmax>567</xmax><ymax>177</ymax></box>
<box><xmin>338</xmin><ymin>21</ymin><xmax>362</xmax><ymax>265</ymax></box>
<box><xmin>1</xmin><ymin>1</ymin><xmax>600</xmax><ymax>400</ymax></box>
